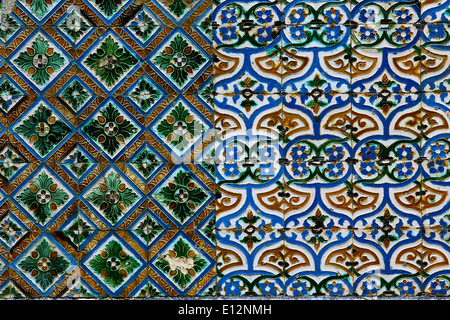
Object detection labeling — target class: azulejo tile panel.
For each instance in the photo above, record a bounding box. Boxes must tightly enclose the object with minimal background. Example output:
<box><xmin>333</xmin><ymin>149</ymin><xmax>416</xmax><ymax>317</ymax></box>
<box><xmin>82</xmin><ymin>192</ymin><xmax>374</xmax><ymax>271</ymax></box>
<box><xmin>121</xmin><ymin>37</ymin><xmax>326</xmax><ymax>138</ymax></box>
<box><xmin>0</xmin><ymin>0</ymin><xmax>449</xmax><ymax>299</ymax></box>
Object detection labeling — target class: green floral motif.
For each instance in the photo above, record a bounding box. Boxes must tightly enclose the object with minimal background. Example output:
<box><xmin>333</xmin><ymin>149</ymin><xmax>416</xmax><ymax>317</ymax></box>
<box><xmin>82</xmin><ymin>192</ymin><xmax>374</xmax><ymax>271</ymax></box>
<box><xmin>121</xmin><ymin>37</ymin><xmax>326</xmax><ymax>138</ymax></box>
<box><xmin>0</xmin><ymin>78</ymin><xmax>22</xmax><ymax>111</ymax></box>
<box><xmin>154</xmin><ymin>237</ymin><xmax>207</xmax><ymax>289</ymax></box>
<box><xmin>0</xmin><ymin>148</ymin><xmax>25</xmax><ymax>179</ymax></box>
<box><xmin>14</xmin><ymin>35</ymin><xmax>66</xmax><ymax>86</ymax></box>
<box><xmin>62</xmin><ymin>217</ymin><xmax>94</xmax><ymax>246</ymax></box>
<box><xmin>156</xmin><ymin>170</ymin><xmax>208</xmax><ymax>223</ymax></box>
<box><xmin>237</xmin><ymin>77</ymin><xmax>259</xmax><ymax>112</ymax></box>
<box><xmin>202</xmin><ymin>284</ymin><xmax>217</xmax><ymax>296</ymax></box>
<box><xmin>303</xmin><ymin>210</ymin><xmax>337</xmax><ymax>250</ymax></box>
<box><xmin>238</xmin><ymin>211</ymin><xmax>261</xmax><ymax>250</ymax></box>
<box><xmin>147</xmin><ymin>284</ymin><xmax>163</xmax><ymax>297</ymax></box>
<box><xmin>201</xmin><ymin>216</ymin><xmax>216</xmax><ymax>243</ymax></box>
<box><xmin>14</xmin><ymin>104</ymin><xmax>71</xmax><ymax>157</ymax></box>
<box><xmin>0</xmin><ymin>15</ymin><xmax>20</xmax><ymax>42</ymax></box>
<box><xmin>133</xmin><ymin>215</ymin><xmax>164</xmax><ymax>244</ymax></box>
<box><xmin>129</xmin><ymin>79</ymin><xmax>160</xmax><ymax>112</ymax></box>
<box><xmin>374</xmin><ymin>76</ymin><xmax>397</xmax><ymax>91</ymax></box>
<box><xmin>198</xmin><ymin>14</ymin><xmax>212</xmax><ymax>38</ymax></box>
<box><xmin>376</xmin><ymin>99</ymin><xmax>397</xmax><ymax>116</ymax></box>
<box><xmin>305</xmin><ymin>74</ymin><xmax>328</xmax><ymax>114</ymax></box>
<box><xmin>134</xmin><ymin>283</ymin><xmax>163</xmax><ymax>297</ymax></box>
<box><xmin>0</xmin><ymin>217</ymin><xmax>23</xmax><ymax>244</ymax></box>
<box><xmin>376</xmin><ymin>210</ymin><xmax>398</xmax><ymax>248</ymax></box>
<box><xmin>156</xmin><ymin>102</ymin><xmax>203</xmax><ymax>152</ymax></box>
<box><xmin>127</xmin><ymin>10</ymin><xmax>157</xmax><ymax>42</ymax></box>
<box><xmin>90</xmin><ymin>0</ymin><xmax>123</xmax><ymax>17</ymax></box>
<box><xmin>0</xmin><ymin>285</ymin><xmax>24</xmax><ymax>298</ymax></box>
<box><xmin>373</xmin><ymin>76</ymin><xmax>399</xmax><ymax>115</ymax></box>
<box><xmin>201</xmin><ymin>149</ymin><xmax>215</xmax><ymax>177</ymax></box>
<box><xmin>77</xmin><ymin>284</ymin><xmax>98</xmax><ymax>298</ymax></box>
<box><xmin>89</xmin><ymin>239</ymin><xmax>141</xmax><ymax>288</ymax></box>
<box><xmin>60</xmin><ymin>80</ymin><xmax>91</xmax><ymax>112</ymax></box>
<box><xmin>153</xmin><ymin>34</ymin><xmax>206</xmax><ymax>87</ymax></box>
<box><xmin>16</xmin><ymin>171</ymin><xmax>69</xmax><ymax>224</ymax></box>
<box><xmin>133</xmin><ymin>149</ymin><xmax>159</xmax><ymax>179</ymax></box>
<box><xmin>161</xmin><ymin>0</ymin><xmax>197</xmax><ymax>18</ymax></box>
<box><xmin>18</xmin><ymin>238</ymin><xmax>70</xmax><ymax>290</ymax></box>
<box><xmin>87</xmin><ymin>171</ymin><xmax>139</xmax><ymax>225</ymax></box>
<box><xmin>199</xmin><ymin>81</ymin><xmax>213</xmax><ymax>106</ymax></box>
<box><xmin>58</xmin><ymin>11</ymin><xmax>90</xmax><ymax>43</ymax></box>
<box><xmin>63</xmin><ymin>150</ymin><xmax>93</xmax><ymax>178</ymax></box>
<box><xmin>82</xmin><ymin>102</ymin><xmax>138</xmax><ymax>156</ymax></box>
<box><xmin>136</xmin><ymin>284</ymin><xmax>163</xmax><ymax>297</ymax></box>
<box><xmin>83</xmin><ymin>35</ymin><xmax>138</xmax><ymax>88</ymax></box>
<box><xmin>21</xmin><ymin>0</ymin><xmax>54</xmax><ymax>18</ymax></box>
<box><xmin>0</xmin><ymin>216</ymin><xmax>26</xmax><ymax>248</ymax></box>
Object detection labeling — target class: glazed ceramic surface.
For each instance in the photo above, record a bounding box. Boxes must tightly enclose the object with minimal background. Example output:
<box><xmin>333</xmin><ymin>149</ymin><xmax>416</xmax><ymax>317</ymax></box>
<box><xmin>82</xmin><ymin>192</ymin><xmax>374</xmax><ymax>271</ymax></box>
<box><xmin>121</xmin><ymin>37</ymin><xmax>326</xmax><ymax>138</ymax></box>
<box><xmin>0</xmin><ymin>0</ymin><xmax>449</xmax><ymax>298</ymax></box>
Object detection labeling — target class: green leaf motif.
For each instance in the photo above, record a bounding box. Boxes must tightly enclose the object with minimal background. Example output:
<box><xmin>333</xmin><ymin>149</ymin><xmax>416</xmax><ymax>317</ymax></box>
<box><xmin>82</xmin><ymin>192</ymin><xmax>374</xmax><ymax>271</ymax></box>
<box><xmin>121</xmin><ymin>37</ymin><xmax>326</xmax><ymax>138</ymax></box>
<box><xmin>62</xmin><ymin>149</ymin><xmax>93</xmax><ymax>178</ymax></box>
<box><xmin>201</xmin><ymin>149</ymin><xmax>215</xmax><ymax>177</ymax></box>
<box><xmin>154</xmin><ymin>34</ymin><xmax>206</xmax><ymax>87</ymax></box>
<box><xmin>201</xmin><ymin>216</ymin><xmax>216</xmax><ymax>243</ymax></box>
<box><xmin>14</xmin><ymin>35</ymin><xmax>66</xmax><ymax>86</ymax></box>
<box><xmin>307</xmin><ymin>235</ymin><xmax>326</xmax><ymax>245</ymax></box>
<box><xmin>240</xmin><ymin>235</ymin><xmax>261</xmax><ymax>247</ymax></box>
<box><xmin>0</xmin><ymin>15</ymin><xmax>20</xmax><ymax>40</ymax></box>
<box><xmin>163</xmin><ymin>0</ymin><xmax>193</xmax><ymax>17</ymax></box>
<box><xmin>376</xmin><ymin>214</ymin><xmax>397</xmax><ymax>223</ymax></box>
<box><xmin>63</xmin><ymin>217</ymin><xmax>94</xmax><ymax>245</ymax></box>
<box><xmin>240</xmin><ymin>99</ymin><xmax>257</xmax><ymax>110</ymax></box>
<box><xmin>377</xmin><ymin>234</ymin><xmax>398</xmax><ymax>245</ymax></box>
<box><xmin>84</xmin><ymin>35</ymin><xmax>138</xmax><ymax>88</ymax></box>
<box><xmin>60</xmin><ymin>80</ymin><xmax>91</xmax><ymax>111</ymax></box>
<box><xmin>90</xmin><ymin>0</ymin><xmax>122</xmax><ymax>17</ymax></box>
<box><xmin>199</xmin><ymin>81</ymin><xmax>213</xmax><ymax>106</ymax></box>
<box><xmin>128</xmin><ymin>11</ymin><xmax>157</xmax><ymax>41</ymax></box>
<box><xmin>24</xmin><ymin>0</ymin><xmax>53</xmax><ymax>18</ymax></box>
<box><xmin>0</xmin><ymin>218</ymin><xmax>23</xmax><ymax>244</ymax></box>
<box><xmin>374</xmin><ymin>79</ymin><xmax>397</xmax><ymax>89</ymax></box>
<box><xmin>0</xmin><ymin>79</ymin><xmax>22</xmax><ymax>111</ymax></box>
<box><xmin>87</xmin><ymin>171</ymin><xmax>139</xmax><ymax>225</ymax></box>
<box><xmin>0</xmin><ymin>285</ymin><xmax>24</xmax><ymax>298</ymax></box>
<box><xmin>14</xmin><ymin>105</ymin><xmax>71</xmax><ymax>157</ymax></box>
<box><xmin>18</xmin><ymin>238</ymin><xmax>70</xmax><ymax>290</ymax></box>
<box><xmin>68</xmin><ymin>162</ymin><xmax>91</xmax><ymax>178</ymax></box>
<box><xmin>147</xmin><ymin>284</ymin><xmax>163</xmax><ymax>297</ymax></box>
<box><xmin>239</xmin><ymin>79</ymin><xmax>258</xmax><ymax>89</ymax></box>
<box><xmin>154</xmin><ymin>237</ymin><xmax>207</xmax><ymax>289</ymax></box>
<box><xmin>239</xmin><ymin>214</ymin><xmax>260</xmax><ymax>224</ymax></box>
<box><xmin>89</xmin><ymin>239</ymin><xmax>141</xmax><ymax>288</ymax></box>
<box><xmin>82</xmin><ymin>102</ymin><xmax>138</xmax><ymax>156</ymax></box>
<box><xmin>130</xmin><ymin>79</ymin><xmax>160</xmax><ymax>112</ymax></box>
<box><xmin>156</xmin><ymin>102</ymin><xmax>203</xmax><ymax>152</ymax></box>
<box><xmin>0</xmin><ymin>149</ymin><xmax>24</xmax><ymax>179</ymax></box>
<box><xmin>156</xmin><ymin>170</ymin><xmax>208</xmax><ymax>222</ymax></box>
<box><xmin>59</xmin><ymin>11</ymin><xmax>90</xmax><ymax>43</ymax></box>
<box><xmin>198</xmin><ymin>14</ymin><xmax>212</xmax><ymax>36</ymax></box>
<box><xmin>307</xmin><ymin>74</ymin><xmax>328</xmax><ymax>88</ymax></box>
<box><xmin>134</xmin><ymin>215</ymin><xmax>163</xmax><ymax>243</ymax></box>
<box><xmin>0</xmin><ymin>228</ymin><xmax>9</xmax><ymax>243</ymax></box>
<box><xmin>134</xmin><ymin>149</ymin><xmax>159</xmax><ymax>179</ymax></box>
<box><xmin>16</xmin><ymin>171</ymin><xmax>69</xmax><ymax>224</ymax></box>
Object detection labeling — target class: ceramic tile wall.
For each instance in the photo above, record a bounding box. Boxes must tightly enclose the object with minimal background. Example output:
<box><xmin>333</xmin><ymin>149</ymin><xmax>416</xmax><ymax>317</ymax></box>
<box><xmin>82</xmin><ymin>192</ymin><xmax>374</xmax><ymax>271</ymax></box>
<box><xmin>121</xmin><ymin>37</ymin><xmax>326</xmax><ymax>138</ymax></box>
<box><xmin>0</xmin><ymin>0</ymin><xmax>215</xmax><ymax>298</ymax></box>
<box><xmin>213</xmin><ymin>0</ymin><xmax>450</xmax><ymax>297</ymax></box>
<box><xmin>0</xmin><ymin>0</ymin><xmax>449</xmax><ymax>298</ymax></box>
